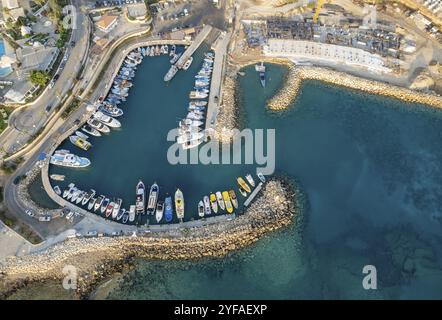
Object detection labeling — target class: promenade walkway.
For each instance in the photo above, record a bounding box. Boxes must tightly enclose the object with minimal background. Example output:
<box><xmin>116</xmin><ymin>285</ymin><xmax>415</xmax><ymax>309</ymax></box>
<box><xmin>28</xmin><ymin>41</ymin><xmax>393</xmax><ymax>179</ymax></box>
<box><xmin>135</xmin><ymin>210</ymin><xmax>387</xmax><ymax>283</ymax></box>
<box><xmin>244</xmin><ymin>182</ymin><xmax>263</xmax><ymax>207</ymax></box>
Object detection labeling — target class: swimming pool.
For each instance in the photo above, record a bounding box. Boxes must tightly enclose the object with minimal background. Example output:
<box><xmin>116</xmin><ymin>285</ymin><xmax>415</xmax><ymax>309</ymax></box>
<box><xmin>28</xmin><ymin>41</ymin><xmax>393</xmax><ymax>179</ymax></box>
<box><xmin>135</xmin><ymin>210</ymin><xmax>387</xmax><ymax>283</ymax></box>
<box><xmin>0</xmin><ymin>39</ymin><xmax>13</xmax><ymax>78</ymax></box>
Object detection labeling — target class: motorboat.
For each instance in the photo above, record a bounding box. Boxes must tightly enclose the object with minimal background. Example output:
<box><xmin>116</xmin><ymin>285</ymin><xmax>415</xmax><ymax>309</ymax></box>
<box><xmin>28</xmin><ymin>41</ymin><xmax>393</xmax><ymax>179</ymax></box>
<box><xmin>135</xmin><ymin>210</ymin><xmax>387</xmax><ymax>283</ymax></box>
<box><xmin>50</xmin><ymin>150</ymin><xmax>90</xmax><ymax>168</ymax></box>
<box><xmin>116</xmin><ymin>208</ymin><xmax>125</xmax><ymax>221</ymax></box>
<box><xmin>75</xmin><ymin>131</ymin><xmax>89</xmax><ymax>140</ymax></box>
<box><xmin>198</xmin><ymin>200</ymin><xmax>204</xmax><ymax>218</ymax></box>
<box><xmin>93</xmin><ymin>111</ymin><xmax>121</xmax><ymax>128</ymax></box>
<box><xmin>87</xmin><ymin>118</ymin><xmax>111</xmax><ymax>133</ymax></box>
<box><xmin>94</xmin><ymin>195</ymin><xmax>104</xmax><ymax>212</ymax></box>
<box><xmin>88</xmin><ymin>196</ymin><xmax>97</xmax><ymax>211</ymax></box>
<box><xmin>164</xmin><ymin>65</ymin><xmax>178</xmax><ymax>82</ymax></box>
<box><xmin>122</xmin><ymin>210</ymin><xmax>129</xmax><ymax>223</ymax></box>
<box><xmin>164</xmin><ymin>196</ymin><xmax>173</xmax><ymax>222</ymax></box>
<box><xmin>98</xmin><ymin>105</ymin><xmax>123</xmax><ymax>118</ymax></box>
<box><xmin>238</xmin><ymin>187</ymin><xmax>248</xmax><ymax>197</ymax></box>
<box><xmin>182</xmin><ymin>56</ymin><xmax>193</xmax><ymax>70</ymax></box>
<box><xmin>237</xmin><ymin>177</ymin><xmax>251</xmax><ymax>193</ymax></box>
<box><xmin>129</xmin><ymin>205</ymin><xmax>136</xmax><ymax>222</ymax></box>
<box><xmin>216</xmin><ymin>191</ymin><xmax>225</xmax><ymax>211</ymax></box>
<box><xmin>257</xmin><ymin>172</ymin><xmax>266</xmax><ymax>183</ymax></box>
<box><xmin>82</xmin><ymin>189</ymin><xmax>96</xmax><ymax>206</ymax></box>
<box><xmin>54</xmin><ymin>185</ymin><xmax>62</xmax><ymax>195</ymax></box>
<box><xmin>246</xmin><ymin>174</ymin><xmax>256</xmax><ymax>187</ymax></box>
<box><xmin>210</xmin><ymin>194</ymin><xmax>218</xmax><ymax>213</ymax></box>
<box><xmin>75</xmin><ymin>191</ymin><xmax>85</xmax><ymax>204</ymax></box>
<box><xmin>155</xmin><ymin>200</ymin><xmax>164</xmax><ymax>223</ymax></box>
<box><xmin>63</xmin><ymin>183</ymin><xmax>75</xmax><ymax>198</ymax></box>
<box><xmin>112</xmin><ymin>198</ymin><xmax>122</xmax><ymax>219</ymax></box>
<box><xmin>50</xmin><ymin>174</ymin><xmax>65</xmax><ymax>181</ymax></box>
<box><xmin>82</xmin><ymin>124</ymin><xmax>101</xmax><ymax>137</ymax></box>
<box><xmin>105</xmin><ymin>201</ymin><xmax>115</xmax><ymax>218</ymax></box>
<box><xmin>177</xmin><ymin>132</ymin><xmax>204</xmax><ymax>144</ymax></box>
<box><xmin>222</xmin><ymin>191</ymin><xmax>233</xmax><ymax>214</ymax></box>
<box><xmin>229</xmin><ymin>190</ymin><xmax>238</xmax><ymax>209</ymax></box>
<box><xmin>175</xmin><ymin>188</ymin><xmax>184</xmax><ymax>220</ymax></box>
<box><xmin>203</xmin><ymin>196</ymin><xmax>211</xmax><ymax>216</ymax></box>
<box><xmin>147</xmin><ymin>182</ymin><xmax>159</xmax><ymax>215</ymax></box>
<box><xmin>135</xmin><ymin>181</ymin><xmax>146</xmax><ymax>214</ymax></box>
<box><xmin>101</xmin><ymin>198</ymin><xmax>110</xmax><ymax>214</ymax></box>
<box><xmin>69</xmin><ymin>135</ymin><xmax>92</xmax><ymax>151</ymax></box>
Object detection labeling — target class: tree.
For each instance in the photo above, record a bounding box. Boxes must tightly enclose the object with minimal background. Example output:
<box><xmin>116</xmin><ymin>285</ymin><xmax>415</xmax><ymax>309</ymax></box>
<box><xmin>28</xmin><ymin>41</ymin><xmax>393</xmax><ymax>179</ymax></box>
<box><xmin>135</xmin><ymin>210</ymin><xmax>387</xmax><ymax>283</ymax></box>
<box><xmin>29</xmin><ymin>70</ymin><xmax>50</xmax><ymax>86</ymax></box>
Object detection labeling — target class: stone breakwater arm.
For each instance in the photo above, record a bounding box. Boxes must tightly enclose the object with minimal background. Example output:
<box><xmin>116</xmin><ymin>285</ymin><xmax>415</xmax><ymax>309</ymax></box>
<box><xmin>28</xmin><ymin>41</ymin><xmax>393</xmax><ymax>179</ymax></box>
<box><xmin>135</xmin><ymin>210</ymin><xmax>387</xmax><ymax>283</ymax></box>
<box><xmin>0</xmin><ymin>179</ymin><xmax>301</xmax><ymax>298</ymax></box>
<box><xmin>266</xmin><ymin>65</ymin><xmax>442</xmax><ymax>111</ymax></box>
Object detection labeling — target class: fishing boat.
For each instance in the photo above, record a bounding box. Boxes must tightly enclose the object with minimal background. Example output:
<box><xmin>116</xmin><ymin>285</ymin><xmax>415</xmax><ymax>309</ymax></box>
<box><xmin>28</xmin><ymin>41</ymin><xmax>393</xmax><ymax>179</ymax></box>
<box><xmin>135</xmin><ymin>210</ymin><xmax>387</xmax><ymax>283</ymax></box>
<box><xmin>238</xmin><ymin>186</ymin><xmax>248</xmax><ymax>197</ymax></box>
<box><xmin>82</xmin><ymin>124</ymin><xmax>101</xmax><ymax>137</ymax></box>
<box><xmin>245</xmin><ymin>174</ymin><xmax>256</xmax><ymax>187</ymax></box>
<box><xmin>177</xmin><ymin>131</ymin><xmax>204</xmax><ymax>144</ymax></box>
<box><xmin>170</xmin><ymin>44</ymin><xmax>176</xmax><ymax>56</ymax></box>
<box><xmin>93</xmin><ymin>111</ymin><xmax>121</xmax><ymax>128</ymax></box>
<box><xmin>210</xmin><ymin>194</ymin><xmax>218</xmax><ymax>213</ymax></box>
<box><xmin>203</xmin><ymin>196</ymin><xmax>211</xmax><ymax>215</ymax></box>
<box><xmin>116</xmin><ymin>208</ymin><xmax>125</xmax><ymax>221</ymax></box>
<box><xmin>75</xmin><ymin>191</ymin><xmax>85</xmax><ymax>204</ymax></box>
<box><xmin>164</xmin><ymin>65</ymin><xmax>178</xmax><ymax>82</ymax></box>
<box><xmin>189</xmin><ymin>100</ymin><xmax>207</xmax><ymax>107</ymax></box>
<box><xmin>229</xmin><ymin>190</ymin><xmax>238</xmax><ymax>209</ymax></box>
<box><xmin>181</xmin><ymin>139</ymin><xmax>203</xmax><ymax>150</ymax></box>
<box><xmin>87</xmin><ymin>118</ymin><xmax>110</xmax><ymax>133</ymax></box>
<box><xmin>179</xmin><ymin>119</ymin><xmax>203</xmax><ymax>127</ymax></box>
<box><xmin>82</xmin><ymin>189</ymin><xmax>96</xmax><ymax>206</ymax></box>
<box><xmin>105</xmin><ymin>201</ymin><xmax>115</xmax><ymax>218</ymax></box>
<box><xmin>186</xmin><ymin>112</ymin><xmax>204</xmax><ymax>121</ymax></box>
<box><xmin>50</xmin><ymin>150</ymin><xmax>91</xmax><ymax>168</ymax></box>
<box><xmin>69</xmin><ymin>135</ymin><xmax>92</xmax><ymax>151</ymax></box>
<box><xmin>189</xmin><ymin>91</ymin><xmax>208</xmax><ymax>99</ymax></box>
<box><xmin>129</xmin><ymin>205</ymin><xmax>136</xmax><ymax>222</ymax></box>
<box><xmin>216</xmin><ymin>191</ymin><xmax>225</xmax><ymax>211</ymax></box>
<box><xmin>147</xmin><ymin>182</ymin><xmax>159</xmax><ymax>215</ymax></box>
<box><xmin>198</xmin><ymin>200</ymin><xmax>205</xmax><ymax>218</ymax></box>
<box><xmin>112</xmin><ymin>198</ymin><xmax>122</xmax><ymax>219</ymax></box>
<box><xmin>94</xmin><ymin>195</ymin><xmax>104</xmax><ymax>212</ymax></box>
<box><xmin>88</xmin><ymin>196</ymin><xmax>97</xmax><ymax>211</ymax></box>
<box><xmin>122</xmin><ymin>210</ymin><xmax>129</xmax><ymax>223</ymax></box>
<box><xmin>155</xmin><ymin>200</ymin><xmax>164</xmax><ymax>223</ymax></box>
<box><xmin>101</xmin><ymin>198</ymin><xmax>110</xmax><ymax>214</ymax></box>
<box><xmin>195</xmin><ymin>80</ymin><xmax>210</xmax><ymax>87</ymax></box>
<box><xmin>255</xmin><ymin>62</ymin><xmax>266</xmax><ymax>87</ymax></box>
<box><xmin>50</xmin><ymin>174</ymin><xmax>65</xmax><ymax>181</ymax></box>
<box><xmin>54</xmin><ymin>185</ymin><xmax>62</xmax><ymax>195</ymax></box>
<box><xmin>237</xmin><ymin>177</ymin><xmax>251</xmax><ymax>193</ymax></box>
<box><xmin>175</xmin><ymin>188</ymin><xmax>184</xmax><ymax>220</ymax></box>
<box><xmin>135</xmin><ymin>181</ymin><xmax>146</xmax><ymax>215</ymax></box>
<box><xmin>222</xmin><ymin>191</ymin><xmax>234</xmax><ymax>213</ymax></box>
<box><xmin>63</xmin><ymin>183</ymin><xmax>75</xmax><ymax>198</ymax></box>
<box><xmin>182</xmin><ymin>56</ymin><xmax>193</xmax><ymax>70</ymax></box>
<box><xmin>257</xmin><ymin>172</ymin><xmax>266</xmax><ymax>183</ymax></box>
<box><xmin>98</xmin><ymin>105</ymin><xmax>123</xmax><ymax>117</ymax></box>
<box><xmin>75</xmin><ymin>131</ymin><xmax>89</xmax><ymax>140</ymax></box>
<box><xmin>164</xmin><ymin>196</ymin><xmax>173</xmax><ymax>222</ymax></box>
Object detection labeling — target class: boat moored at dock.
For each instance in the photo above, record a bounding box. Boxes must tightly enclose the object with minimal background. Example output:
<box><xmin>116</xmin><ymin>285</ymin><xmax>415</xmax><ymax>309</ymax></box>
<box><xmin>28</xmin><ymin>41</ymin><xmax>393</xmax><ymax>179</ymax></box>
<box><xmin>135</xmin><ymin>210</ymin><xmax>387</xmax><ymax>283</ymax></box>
<box><xmin>175</xmin><ymin>188</ymin><xmax>184</xmax><ymax>220</ymax></box>
<box><xmin>50</xmin><ymin>150</ymin><xmax>91</xmax><ymax>168</ymax></box>
<box><xmin>135</xmin><ymin>181</ymin><xmax>146</xmax><ymax>215</ymax></box>
<box><xmin>147</xmin><ymin>182</ymin><xmax>159</xmax><ymax>215</ymax></box>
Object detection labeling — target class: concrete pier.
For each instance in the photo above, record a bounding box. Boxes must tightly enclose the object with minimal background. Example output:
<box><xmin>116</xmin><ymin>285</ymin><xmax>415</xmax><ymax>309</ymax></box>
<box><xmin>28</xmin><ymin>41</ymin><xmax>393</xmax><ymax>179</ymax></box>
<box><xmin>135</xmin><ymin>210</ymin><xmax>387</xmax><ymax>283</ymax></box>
<box><xmin>244</xmin><ymin>182</ymin><xmax>263</xmax><ymax>207</ymax></box>
<box><xmin>205</xmin><ymin>31</ymin><xmax>232</xmax><ymax>131</ymax></box>
<box><xmin>176</xmin><ymin>25</ymin><xmax>213</xmax><ymax>69</ymax></box>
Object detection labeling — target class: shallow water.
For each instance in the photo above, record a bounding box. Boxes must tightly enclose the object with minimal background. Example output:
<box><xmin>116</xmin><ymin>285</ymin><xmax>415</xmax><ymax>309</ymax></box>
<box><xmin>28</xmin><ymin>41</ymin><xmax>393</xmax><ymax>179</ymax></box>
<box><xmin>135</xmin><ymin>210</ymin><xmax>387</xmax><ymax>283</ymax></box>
<box><xmin>41</xmin><ymin>54</ymin><xmax>442</xmax><ymax>299</ymax></box>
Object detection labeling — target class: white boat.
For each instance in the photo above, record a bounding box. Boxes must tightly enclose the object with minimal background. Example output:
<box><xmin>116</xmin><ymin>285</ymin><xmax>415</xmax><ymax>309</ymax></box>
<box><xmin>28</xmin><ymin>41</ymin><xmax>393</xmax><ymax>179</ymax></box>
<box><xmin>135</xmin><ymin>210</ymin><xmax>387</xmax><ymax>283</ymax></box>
<box><xmin>147</xmin><ymin>182</ymin><xmax>159</xmax><ymax>215</ymax></box>
<box><xmin>182</xmin><ymin>56</ymin><xmax>193</xmax><ymax>70</ymax></box>
<box><xmin>175</xmin><ymin>188</ymin><xmax>184</xmax><ymax>220</ymax></box>
<box><xmin>129</xmin><ymin>205</ymin><xmax>136</xmax><ymax>222</ymax></box>
<box><xmin>50</xmin><ymin>174</ymin><xmax>65</xmax><ymax>181</ymax></box>
<box><xmin>94</xmin><ymin>195</ymin><xmax>104</xmax><ymax>212</ymax></box>
<box><xmin>93</xmin><ymin>111</ymin><xmax>121</xmax><ymax>128</ymax></box>
<box><xmin>177</xmin><ymin>132</ymin><xmax>204</xmax><ymax>144</ymax></box>
<box><xmin>181</xmin><ymin>139</ymin><xmax>203</xmax><ymax>150</ymax></box>
<box><xmin>170</xmin><ymin>52</ymin><xmax>182</xmax><ymax>64</ymax></box>
<box><xmin>66</xmin><ymin>186</ymin><xmax>77</xmax><ymax>200</ymax></box>
<box><xmin>257</xmin><ymin>172</ymin><xmax>266</xmax><ymax>183</ymax></box>
<box><xmin>210</xmin><ymin>194</ymin><xmax>218</xmax><ymax>213</ymax></box>
<box><xmin>189</xmin><ymin>91</ymin><xmax>208</xmax><ymax>99</ymax></box>
<box><xmin>155</xmin><ymin>200</ymin><xmax>164</xmax><ymax>223</ymax></box>
<box><xmin>216</xmin><ymin>192</ymin><xmax>225</xmax><ymax>210</ymax></box>
<box><xmin>87</xmin><ymin>118</ymin><xmax>111</xmax><ymax>133</ymax></box>
<box><xmin>82</xmin><ymin>189</ymin><xmax>96</xmax><ymax>206</ymax></box>
<box><xmin>186</xmin><ymin>112</ymin><xmax>204</xmax><ymax>121</ymax></box>
<box><xmin>179</xmin><ymin>119</ymin><xmax>203</xmax><ymax>127</ymax></box>
<box><xmin>75</xmin><ymin>131</ymin><xmax>89</xmax><ymax>140</ymax></box>
<box><xmin>203</xmin><ymin>196</ymin><xmax>211</xmax><ymax>215</ymax></box>
<box><xmin>246</xmin><ymin>174</ymin><xmax>256</xmax><ymax>187</ymax></box>
<box><xmin>135</xmin><ymin>181</ymin><xmax>146</xmax><ymax>215</ymax></box>
<box><xmin>112</xmin><ymin>198</ymin><xmax>122</xmax><ymax>219</ymax></box>
<box><xmin>82</xmin><ymin>124</ymin><xmax>101</xmax><ymax>137</ymax></box>
<box><xmin>50</xmin><ymin>150</ymin><xmax>91</xmax><ymax>168</ymax></box>
<box><xmin>198</xmin><ymin>200</ymin><xmax>205</xmax><ymax>217</ymax></box>
<box><xmin>164</xmin><ymin>65</ymin><xmax>178</xmax><ymax>82</ymax></box>
<box><xmin>63</xmin><ymin>183</ymin><xmax>75</xmax><ymax>198</ymax></box>
<box><xmin>54</xmin><ymin>185</ymin><xmax>62</xmax><ymax>195</ymax></box>
<box><xmin>88</xmin><ymin>196</ymin><xmax>97</xmax><ymax>211</ymax></box>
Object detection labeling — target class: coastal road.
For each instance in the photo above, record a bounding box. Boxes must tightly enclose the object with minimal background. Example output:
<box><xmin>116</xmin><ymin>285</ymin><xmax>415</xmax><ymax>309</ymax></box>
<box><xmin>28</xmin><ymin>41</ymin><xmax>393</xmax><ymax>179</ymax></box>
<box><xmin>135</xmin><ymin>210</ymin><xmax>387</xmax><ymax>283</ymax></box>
<box><xmin>0</xmin><ymin>0</ymin><xmax>90</xmax><ymax>157</ymax></box>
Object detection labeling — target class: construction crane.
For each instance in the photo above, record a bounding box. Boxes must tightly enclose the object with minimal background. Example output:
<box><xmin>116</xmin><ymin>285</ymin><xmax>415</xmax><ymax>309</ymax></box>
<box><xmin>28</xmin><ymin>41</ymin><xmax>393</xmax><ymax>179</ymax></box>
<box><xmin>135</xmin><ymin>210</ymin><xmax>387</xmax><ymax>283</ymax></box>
<box><xmin>313</xmin><ymin>0</ymin><xmax>325</xmax><ymax>23</ymax></box>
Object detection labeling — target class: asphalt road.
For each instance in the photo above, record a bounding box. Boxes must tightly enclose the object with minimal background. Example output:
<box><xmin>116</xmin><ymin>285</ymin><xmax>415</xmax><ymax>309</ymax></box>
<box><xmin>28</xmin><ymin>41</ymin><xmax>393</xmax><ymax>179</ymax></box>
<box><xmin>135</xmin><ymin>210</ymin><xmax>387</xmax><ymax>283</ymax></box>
<box><xmin>0</xmin><ymin>0</ymin><xmax>90</xmax><ymax>156</ymax></box>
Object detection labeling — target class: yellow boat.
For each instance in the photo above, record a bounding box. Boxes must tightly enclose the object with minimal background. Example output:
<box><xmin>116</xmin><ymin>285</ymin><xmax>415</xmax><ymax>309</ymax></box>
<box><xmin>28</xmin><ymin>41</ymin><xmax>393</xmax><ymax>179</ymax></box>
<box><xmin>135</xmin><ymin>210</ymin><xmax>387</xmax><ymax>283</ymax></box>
<box><xmin>69</xmin><ymin>135</ymin><xmax>91</xmax><ymax>151</ymax></box>
<box><xmin>237</xmin><ymin>177</ymin><xmax>251</xmax><ymax>193</ymax></box>
<box><xmin>222</xmin><ymin>191</ymin><xmax>233</xmax><ymax>214</ymax></box>
<box><xmin>209</xmin><ymin>193</ymin><xmax>218</xmax><ymax>213</ymax></box>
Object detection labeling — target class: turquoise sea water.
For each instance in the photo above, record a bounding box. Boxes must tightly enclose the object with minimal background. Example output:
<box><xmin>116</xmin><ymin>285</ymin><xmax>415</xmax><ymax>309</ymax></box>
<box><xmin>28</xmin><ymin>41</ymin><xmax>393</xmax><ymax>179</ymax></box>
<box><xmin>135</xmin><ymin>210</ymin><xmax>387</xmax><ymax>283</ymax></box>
<box><xmin>47</xmin><ymin>49</ymin><xmax>442</xmax><ymax>299</ymax></box>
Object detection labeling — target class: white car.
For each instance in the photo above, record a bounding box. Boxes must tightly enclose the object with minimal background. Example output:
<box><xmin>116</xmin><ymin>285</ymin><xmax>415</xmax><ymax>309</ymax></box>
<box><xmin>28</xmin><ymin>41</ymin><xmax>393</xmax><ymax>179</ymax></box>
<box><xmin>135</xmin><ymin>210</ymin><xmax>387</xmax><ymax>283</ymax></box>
<box><xmin>25</xmin><ymin>210</ymin><xmax>35</xmax><ymax>217</ymax></box>
<box><xmin>66</xmin><ymin>211</ymin><xmax>74</xmax><ymax>220</ymax></box>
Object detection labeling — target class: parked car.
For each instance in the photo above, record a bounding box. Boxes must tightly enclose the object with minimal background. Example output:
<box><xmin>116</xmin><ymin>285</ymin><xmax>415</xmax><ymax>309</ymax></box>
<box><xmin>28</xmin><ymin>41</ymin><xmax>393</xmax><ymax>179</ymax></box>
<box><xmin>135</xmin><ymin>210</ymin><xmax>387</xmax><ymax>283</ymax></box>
<box><xmin>25</xmin><ymin>210</ymin><xmax>35</xmax><ymax>217</ymax></box>
<box><xmin>38</xmin><ymin>215</ymin><xmax>52</xmax><ymax>222</ymax></box>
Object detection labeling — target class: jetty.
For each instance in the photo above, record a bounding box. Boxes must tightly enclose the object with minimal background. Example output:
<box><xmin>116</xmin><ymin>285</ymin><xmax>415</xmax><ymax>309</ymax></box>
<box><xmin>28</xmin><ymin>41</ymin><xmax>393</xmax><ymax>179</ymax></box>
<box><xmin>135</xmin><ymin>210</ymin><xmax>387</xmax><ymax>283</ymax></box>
<box><xmin>244</xmin><ymin>182</ymin><xmax>263</xmax><ymax>207</ymax></box>
<box><xmin>205</xmin><ymin>30</ymin><xmax>232</xmax><ymax>131</ymax></box>
<box><xmin>176</xmin><ymin>25</ymin><xmax>213</xmax><ymax>69</ymax></box>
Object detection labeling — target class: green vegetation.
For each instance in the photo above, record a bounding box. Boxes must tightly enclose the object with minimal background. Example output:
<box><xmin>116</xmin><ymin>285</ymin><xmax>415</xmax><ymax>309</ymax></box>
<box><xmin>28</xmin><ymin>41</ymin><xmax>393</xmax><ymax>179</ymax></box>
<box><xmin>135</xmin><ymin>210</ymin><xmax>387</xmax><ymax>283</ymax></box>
<box><xmin>0</xmin><ymin>186</ymin><xmax>4</xmax><ymax>203</ymax></box>
<box><xmin>0</xmin><ymin>209</ymin><xmax>43</xmax><ymax>244</ymax></box>
<box><xmin>0</xmin><ymin>157</ymin><xmax>24</xmax><ymax>174</ymax></box>
<box><xmin>0</xmin><ymin>107</ymin><xmax>12</xmax><ymax>134</ymax></box>
<box><xmin>61</xmin><ymin>98</ymin><xmax>81</xmax><ymax>119</ymax></box>
<box><xmin>29</xmin><ymin>70</ymin><xmax>50</xmax><ymax>86</ymax></box>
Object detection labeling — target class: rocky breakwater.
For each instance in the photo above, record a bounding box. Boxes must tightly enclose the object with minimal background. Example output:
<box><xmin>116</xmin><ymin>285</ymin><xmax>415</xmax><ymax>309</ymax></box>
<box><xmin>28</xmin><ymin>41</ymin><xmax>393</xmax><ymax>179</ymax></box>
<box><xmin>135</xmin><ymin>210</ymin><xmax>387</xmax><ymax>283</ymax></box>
<box><xmin>267</xmin><ymin>65</ymin><xmax>442</xmax><ymax>111</ymax></box>
<box><xmin>0</xmin><ymin>178</ymin><xmax>302</xmax><ymax>299</ymax></box>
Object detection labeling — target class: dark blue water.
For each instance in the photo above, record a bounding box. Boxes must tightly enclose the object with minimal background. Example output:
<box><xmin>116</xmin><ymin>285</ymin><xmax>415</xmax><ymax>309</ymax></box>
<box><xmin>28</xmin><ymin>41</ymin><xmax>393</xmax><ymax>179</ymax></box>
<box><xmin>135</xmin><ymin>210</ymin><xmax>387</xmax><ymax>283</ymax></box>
<box><xmin>48</xmin><ymin>52</ymin><xmax>442</xmax><ymax>298</ymax></box>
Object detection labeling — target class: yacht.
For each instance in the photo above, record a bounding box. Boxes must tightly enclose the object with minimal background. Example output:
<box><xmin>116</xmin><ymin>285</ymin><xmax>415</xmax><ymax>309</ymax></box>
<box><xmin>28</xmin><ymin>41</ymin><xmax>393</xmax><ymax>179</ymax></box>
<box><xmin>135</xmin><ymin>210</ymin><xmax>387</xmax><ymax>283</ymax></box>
<box><xmin>203</xmin><ymin>196</ymin><xmax>211</xmax><ymax>216</ymax></box>
<box><xmin>66</xmin><ymin>187</ymin><xmax>78</xmax><ymax>200</ymax></box>
<box><xmin>98</xmin><ymin>105</ymin><xmax>123</xmax><ymax>118</ymax></box>
<box><xmin>210</xmin><ymin>193</ymin><xmax>218</xmax><ymax>213</ymax></box>
<box><xmin>50</xmin><ymin>150</ymin><xmax>90</xmax><ymax>168</ymax></box>
<box><xmin>69</xmin><ymin>135</ymin><xmax>92</xmax><ymax>151</ymax></box>
<box><xmin>175</xmin><ymin>188</ymin><xmax>184</xmax><ymax>220</ymax></box>
<box><xmin>93</xmin><ymin>111</ymin><xmax>121</xmax><ymax>128</ymax></box>
<box><xmin>105</xmin><ymin>200</ymin><xmax>115</xmax><ymax>218</ymax></box>
<box><xmin>177</xmin><ymin>132</ymin><xmax>204</xmax><ymax>144</ymax></box>
<box><xmin>135</xmin><ymin>181</ymin><xmax>146</xmax><ymax>215</ymax></box>
<box><xmin>155</xmin><ymin>200</ymin><xmax>164</xmax><ymax>223</ymax></box>
<box><xmin>164</xmin><ymin>196</ymin><xmax>173</xmax><ymax>222</ymax></box>
<box><xmin>75</xmin><ymin>131</ymin><xmax>89</xmax><ymax>140</ymax></box>
<box><xmin>101</xmin><ymin>198</ymin><xmax>110</xmax><ymax>214</ymax></box>
<box><xmin>170</xmin><ymin>52</ymin><xmax>182</xmax><ymax>64</ymax></box>
<box><xmin>74</xmin><ymin>191</ymin><xmax>85</xmax><ymax>204</ymax></box>
<box><xmin>112</xmin><ymin>198</ymin><xmax>122</xmax><ymax>219</ymax></box>
<box><xmin>82</xmin><ymin>124</ymin><xmax>101</xmax><ymax>137</ymax></box>
<box><xmin>63</xmin><ymin>183</ymin><xmax>75</xmax><ymax>198</ymax></box>
<box><xmin>88</xmin><ymin>196</ymin><xmax>97</xmax><ymax>211</ymax></box>
<box><xmin>198</xmin><ymin>200</ymin><xmax>205</xmax><ymax>218</ymax></box>
<box><xmin>189</xmin><ymin>91</ymin><xmax>208</xmax><ymax>99</ymax></box>
<box><xmin>147</xmin><ymin>182</ymin><xmax>159</xmax><ymax>215</ymax></box>
<box><xmin>216</xmin><ymin>191</ymin><xmax>225</xmax><ymax>211</ymax></box>
<box><xmin>164</xmin><ymin>65</ymin><xmax>178</xmax><ymax>82</ymax></box>
<box><xmin>94</xmin><ymin>195</ymin><xmax>104</xmax><ymax>212</ymax></box>
<box><xmin>87</xmin><ymin>118</ymin><xmax>111</xmax><ymax>133</ymax></box>
<box><xmin>229</xmin><ymin>190</ymin><xmax>238</xmax><ymax>209</ymax></box>
<box><xmin>116</xmin><ymin>208</ymin><xmax>125</xmax><ymax>221</ymax></box>
<box><xmin>122</xmin><ymin>211</ymin><xmax>129</xmax><ymax>224</ymax></box>
<box><xmin>222</xmin><ymin>191</ymin><xmax>234</xmax><ymax>214</ymax></box>
<box><xmin>82</xmin><ymin>189</ymin><xmax>96</xmax><ymax>206</ymax></box>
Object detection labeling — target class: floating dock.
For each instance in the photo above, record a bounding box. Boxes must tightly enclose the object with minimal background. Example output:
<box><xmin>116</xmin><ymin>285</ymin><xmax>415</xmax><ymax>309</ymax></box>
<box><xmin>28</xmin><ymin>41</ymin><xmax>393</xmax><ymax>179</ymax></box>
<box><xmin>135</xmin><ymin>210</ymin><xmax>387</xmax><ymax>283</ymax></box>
<box><xmin>243</xmin><ymin>182</ymin><xmax>263</xmax><ymax>207</ymax></box>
